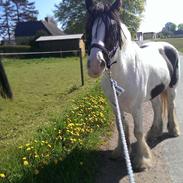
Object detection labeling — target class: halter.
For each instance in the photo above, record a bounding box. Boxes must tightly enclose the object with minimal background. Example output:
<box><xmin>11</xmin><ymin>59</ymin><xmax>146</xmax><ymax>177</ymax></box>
<box><xmin>90</xmin><ymin>43</ymin><xmax>118</xmax><ymax>69</ymax></box>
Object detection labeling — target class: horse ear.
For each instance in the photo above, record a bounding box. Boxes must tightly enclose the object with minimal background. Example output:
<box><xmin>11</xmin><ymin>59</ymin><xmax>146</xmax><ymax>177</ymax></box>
<box><xmin>85</xmin><ymin>0</ymin><xmax>94</xmax><ymax>13</ymax></box>
<box><xmin>110</xmin><ymin>0</ymin><xmax>122</xmax><ymax>11</ymax></box>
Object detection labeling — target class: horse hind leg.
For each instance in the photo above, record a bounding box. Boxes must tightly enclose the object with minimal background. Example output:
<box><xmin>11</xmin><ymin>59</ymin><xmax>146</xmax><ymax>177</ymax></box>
<box><xmin>167</xmin><ymin>88</ymin><xmax>180</xmax><ymax>137</ymax></box>
<box><xmin>146</xmin><ymin>95</ymin><xmax>163</xmax><ymax>142</ymax></box>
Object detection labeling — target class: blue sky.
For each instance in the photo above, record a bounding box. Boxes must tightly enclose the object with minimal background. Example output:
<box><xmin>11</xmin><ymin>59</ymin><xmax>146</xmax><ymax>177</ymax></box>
<box><xmin>35</xmin><ymin>0</ymin><xmax>183</xmax><ymax>32</ymax></box>
<box><xmin>35</xmin><ymin>0</ymin><xmax>60</xmax><ymax>20</ymax></box>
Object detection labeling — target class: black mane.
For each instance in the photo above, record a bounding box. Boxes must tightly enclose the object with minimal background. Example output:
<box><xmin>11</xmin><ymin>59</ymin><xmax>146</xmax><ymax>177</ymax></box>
<box><xmin>85</xmin><ymin>3</ymin><xmax>122</xmax><ymax>53</ymax></box>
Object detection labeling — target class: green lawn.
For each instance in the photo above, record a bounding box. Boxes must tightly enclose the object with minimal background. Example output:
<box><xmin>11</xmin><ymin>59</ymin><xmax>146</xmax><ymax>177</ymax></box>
<box><xmin>156</xmin><ymin>38</ymin><xmax>183</xmax><ymax>52</ymax></box>
<box><xmin>0</xmin><ymin>57</ymin><xmax>96</xmax><ymax>165</ymax></box>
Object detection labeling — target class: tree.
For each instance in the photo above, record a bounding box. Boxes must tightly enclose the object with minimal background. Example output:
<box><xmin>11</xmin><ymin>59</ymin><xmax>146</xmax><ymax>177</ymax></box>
<box><xmin>0</xmin><ymin>1</ymin><xmax>14</xmax><ymax>40</ymax></box>
<box><xmin>54</xmin><ymin>0</ymin><xmax>146</xmax><ymax>35</ymax></box>
<box><xmin>178</xmin><ymin>23</ymin><xmax>183</xmax><ymax>31</ymax></box>
<box><xmin>165</xmin><ymin>22</ymin><xmax>176</xmax><ymax>32</ymax></box>
<box><xmin>11</xmin><ymin>0</ymin><xmax>38</xmax><ymax>23</ymax></box>
<box><xmin>162</xmin><ymin>22</ymin><xmax>177</xmax><ymax>37</ymax></box>
<box><xmin>0</xmin><ymin>0</ymin><xmax>38</xmax><ymax>40</ymax></box>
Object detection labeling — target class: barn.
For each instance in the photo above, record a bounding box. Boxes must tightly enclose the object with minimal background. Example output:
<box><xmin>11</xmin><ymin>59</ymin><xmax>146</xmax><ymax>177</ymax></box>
<box><xmin>15</xmin><ymin>17</ymin><xmax>64</xmax><ymax>45</ymax></box>
<box><xmin>36</xmin><ymin>34</ymin><xmax>85</xmax><ymax>57</ymax></box>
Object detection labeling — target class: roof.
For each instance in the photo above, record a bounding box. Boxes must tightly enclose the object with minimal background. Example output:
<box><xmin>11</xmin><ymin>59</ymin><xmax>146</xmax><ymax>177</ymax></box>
<box><xmin>36</xmin><ymin>34</ymin><xmax>83</xmax><ymax>42</ymax></box>
<box><xmin>15</xmin><ymin>20</ymin><xmax>64</xmax><ymax>37</ymax></box>
<box><xmin>42</xmin><ymin>20</ymin><xmax>64</xmax><ymax>35</ymax></box>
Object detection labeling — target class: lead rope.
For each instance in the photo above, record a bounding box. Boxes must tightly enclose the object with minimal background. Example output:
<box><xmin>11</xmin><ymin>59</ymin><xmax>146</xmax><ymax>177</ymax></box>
<box><xmin>108</xmin><ymin>72</ymin><xmax>136</xmax><ymax>183</ymax></box>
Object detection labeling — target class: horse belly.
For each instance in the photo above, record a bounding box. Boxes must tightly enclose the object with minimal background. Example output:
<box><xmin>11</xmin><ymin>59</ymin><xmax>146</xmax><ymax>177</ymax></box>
<box><xmin>101</xmin><ymin>79</ymin><xmax>140</xmax><ymax>113</ymax></box>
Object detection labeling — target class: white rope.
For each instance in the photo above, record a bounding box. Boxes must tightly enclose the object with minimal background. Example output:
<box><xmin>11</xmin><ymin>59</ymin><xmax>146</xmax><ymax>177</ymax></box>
<box><xmin>110</xmin><ymin>77</ymin><xmax>135</xmax><ymax>183</ymax></box>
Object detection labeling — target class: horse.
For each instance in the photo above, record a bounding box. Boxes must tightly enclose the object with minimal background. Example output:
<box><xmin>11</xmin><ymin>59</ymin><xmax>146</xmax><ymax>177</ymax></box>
<box><xmin>85</xmin><ymin>0</ymin><xmax>180</xmax><ymax>170</ymax></box>
<box><xmin>0</xmin><ymin>58</ymin><xmax>13</xmax><ymax>99</ymax></box>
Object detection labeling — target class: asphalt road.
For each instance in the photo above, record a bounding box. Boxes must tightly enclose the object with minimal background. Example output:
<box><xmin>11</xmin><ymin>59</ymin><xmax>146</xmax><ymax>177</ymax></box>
<box><xmin>164</xmin><ymin>53</ymin><xmax>183</xmax><ymax>183</ymax></box>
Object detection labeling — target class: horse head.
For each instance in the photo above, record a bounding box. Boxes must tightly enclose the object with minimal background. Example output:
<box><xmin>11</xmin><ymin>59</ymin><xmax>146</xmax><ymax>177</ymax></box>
<box><xmin>85</xmin><ymin>0</ymin><xmax>122</xmax><ymax>78</ymax></box>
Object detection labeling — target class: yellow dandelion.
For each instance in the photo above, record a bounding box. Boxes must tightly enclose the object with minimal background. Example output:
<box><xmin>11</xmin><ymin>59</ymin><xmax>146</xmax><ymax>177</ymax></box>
<box><xmin>35</xmin><ymin>154</ymin><xmax>39</xmax><ymax>158</ymax></box>
<box><xmin>18</xmin><ymin>145</ymin><xmax>23</xmax><ymax>149</ymax></box>
<box><xmin>47</xmin><ymin>144</ymin><xmax>52</xmax><ymax>148</ymax></box>
<box><xmin>26</xmin><ymin>147</ymin><xmax>31</xmax><ymax>151</ymax></box>
<box><xmin>25</xmin><ymin>143</ymin><xmax>30</xmax><ymax>147</ymax></box>
<box><xmin>0</xmin><ymin>173</ymin><xmax>5</xmax><ymax>178</ymax></box>
<box><xmin>22</xmin><ymin>157</ymin><xmax>27</xmax><ymax>160</ymax></box>
<box><xmin>23</xmin><ymin>160</ymin><xmax>29</xmax><ymax>166</ymax></box>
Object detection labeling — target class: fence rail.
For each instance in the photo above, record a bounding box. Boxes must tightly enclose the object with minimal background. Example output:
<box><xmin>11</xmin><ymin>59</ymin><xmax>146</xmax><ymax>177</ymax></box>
<box><xmin>0</xmin><ymin>49</ymin><xmax>84</xmax><ymax>86</ymax></box>
<box><xmin>0</xmin><ymin>50</ymin><xmax>80</xmax><ymax>56</ymax></box>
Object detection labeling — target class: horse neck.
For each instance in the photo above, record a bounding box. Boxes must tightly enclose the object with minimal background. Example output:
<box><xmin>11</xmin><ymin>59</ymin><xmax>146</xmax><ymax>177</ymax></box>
<box><xmin>109</xmin><ymin>23</ymin><xmax>133</xmax><ymax>79</ymax></box>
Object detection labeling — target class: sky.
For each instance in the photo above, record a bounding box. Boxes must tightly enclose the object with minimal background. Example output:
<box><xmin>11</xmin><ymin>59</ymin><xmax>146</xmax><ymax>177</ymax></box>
<box><xmin>0</xmin><ymin>0</ymin><xmax>182</xmax><ymax>33</ymax></box>
<box><xmin>35</xmin><ymin>0</ymin><xmax>60</xmax><ymax>21</ymax></box>
<box><xmin>139</xmin><ymin>0</ymin><xmax>183</xmax><ymax>32</ymax></box>
<box><xmin>35</xmin><ymin>0</ymin><xmax>183</xmax><ymax>33</ymax></box>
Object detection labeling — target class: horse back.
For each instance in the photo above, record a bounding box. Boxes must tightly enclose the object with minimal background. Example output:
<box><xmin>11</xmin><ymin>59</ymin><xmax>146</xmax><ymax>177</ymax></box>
<box><xmin>141</xmin><ymin>42</ymin><xmax>180</xmax><ymax>88</ymax></box>
<box><xmin>160</xmin><ymin>45</ymin><xmax>179</xmax><ymax>87</ymax></box>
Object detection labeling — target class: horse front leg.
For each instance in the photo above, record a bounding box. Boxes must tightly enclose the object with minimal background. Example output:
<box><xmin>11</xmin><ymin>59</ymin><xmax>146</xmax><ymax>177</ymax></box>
<box><xmin>132</xmin><ymin>106</ymin><xmax>152</xmax><ymax>170</ymax></box>
<box><xmin>111</xmin><ymin>112</ymin><xmax>131</xmax><ymax>160</ymax></box>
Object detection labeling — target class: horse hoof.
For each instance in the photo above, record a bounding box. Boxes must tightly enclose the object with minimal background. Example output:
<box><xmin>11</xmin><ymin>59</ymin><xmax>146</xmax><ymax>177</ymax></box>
<box><xmin>168</xmin><ymin>128</ymin><xmax>180</xmax><ymax>137</ymax></box>
<box><xmin>146</xmin><ymin>128</ymin><xmax>163</xmax><ymax>142</ymax></box>
<box><xmin>133</xmin><ymin>157</ymin><xmax>152</xmax><ymax>171</ymax></box>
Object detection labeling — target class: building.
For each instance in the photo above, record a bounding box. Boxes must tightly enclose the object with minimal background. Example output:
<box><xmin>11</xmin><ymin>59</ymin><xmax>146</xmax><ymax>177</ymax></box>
<box><xmin>36</xmin><ymin>34</ymin><xmax>85</xmax><ymax>57</ymax></box>
<box><xmin>136</xmin><ymin>32</ymin><xmax>157</xmax><ymax>41</ymax></box>
<box><xmin>15</xmin><ymin>17</ymin><xmax>64</xmax><ymax>45</ymax></box>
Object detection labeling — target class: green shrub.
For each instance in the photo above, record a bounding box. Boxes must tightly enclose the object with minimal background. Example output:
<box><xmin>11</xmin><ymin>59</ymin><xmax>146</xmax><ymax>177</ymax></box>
<box><xmin>0</xmin><ymin>45</ymin><xmax>31</xmax><ymax>53</ymax></box>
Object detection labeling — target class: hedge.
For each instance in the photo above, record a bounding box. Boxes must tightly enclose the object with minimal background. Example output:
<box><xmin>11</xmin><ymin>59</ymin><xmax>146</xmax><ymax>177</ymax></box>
<box><xmin>0</xmin><ymin>45</ymin><xmax>31</xmax><ymax>53</ymax></box>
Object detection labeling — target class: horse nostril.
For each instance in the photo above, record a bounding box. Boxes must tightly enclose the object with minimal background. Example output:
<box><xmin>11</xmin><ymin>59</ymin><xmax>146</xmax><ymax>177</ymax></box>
<box><xmin>87</xmin><ymin>60</ymin><xmax>91</xmax><ymax>68</ymax></box>
<box><xmin>100</xmin><ymin>60</ymin><xmax>106</xmax><ymax>68</ymax></box>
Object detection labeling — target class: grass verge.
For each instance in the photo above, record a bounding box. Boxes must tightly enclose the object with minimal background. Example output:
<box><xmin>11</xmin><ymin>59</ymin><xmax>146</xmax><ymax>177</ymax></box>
<box><xmin>0</xmin><ymin>57</ymin><xmax>113</xmax><ymax>183</ymax></box>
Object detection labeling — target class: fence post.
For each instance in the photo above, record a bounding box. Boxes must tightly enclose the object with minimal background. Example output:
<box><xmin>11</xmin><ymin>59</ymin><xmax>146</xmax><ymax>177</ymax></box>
<box><xmin>79</xmin><ymin>48</ymin><xmax>84</xmax><ymax>86</ymax></box>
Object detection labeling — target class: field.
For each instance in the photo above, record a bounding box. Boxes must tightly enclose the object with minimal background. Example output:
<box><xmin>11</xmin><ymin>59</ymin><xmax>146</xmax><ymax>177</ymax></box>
<box><xmin>0</xmin><ymin>57</ymin><xmax>89</xmax><ymax>155</ymax></box>
<box><xmin>0</xmin><ymin>57</ymin><xmax>112</xmax><ymax>182</ymax></box>
<box><xmin>155</xmin><ymin>37</ymin><xmax>183</xmax><ymax>52</ymax></box>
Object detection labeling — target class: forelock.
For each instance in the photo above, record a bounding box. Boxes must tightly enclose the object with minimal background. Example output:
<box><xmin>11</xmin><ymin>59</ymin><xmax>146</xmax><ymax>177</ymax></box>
<box><xmin>85</xmin><ymin>2</ymin><xmax>122</xmax><ymax>52</ymax></box>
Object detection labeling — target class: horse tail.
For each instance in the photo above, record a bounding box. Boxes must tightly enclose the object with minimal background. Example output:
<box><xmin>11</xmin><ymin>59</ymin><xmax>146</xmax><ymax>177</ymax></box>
<box><xmin>160</xmin><ymin>91</ymin><xmax>168</xmax><ymax>120</ymax></box>
<box><xmin>0</xmin><ymin>59</ymin><xmax>13</xmax><ymax>99</ymax></box>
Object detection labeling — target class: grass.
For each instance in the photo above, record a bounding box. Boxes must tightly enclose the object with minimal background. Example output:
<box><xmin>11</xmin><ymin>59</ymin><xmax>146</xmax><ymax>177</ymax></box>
<box><xmin>155</xmin><ymin>37</ymin><xmax>183</xmax><ymax>52</ymax></box>
<box><xmin>0</xmin><ymin>58</ymin><xmax>77</xmax><ymax>153</ymax></box>
<box><xmin>0</xmin><ymin>57</ymin><xmax>108</xmax><ymax>181</ymax></box>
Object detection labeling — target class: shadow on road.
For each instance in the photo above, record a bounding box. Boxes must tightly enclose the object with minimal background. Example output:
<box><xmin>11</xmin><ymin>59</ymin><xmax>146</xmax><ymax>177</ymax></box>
<box><xmin>147</xmin><ymin>132</ymin><xmax>178</xmax><ymax>149</ymax></box>
<box><xmin>95</xmin><ymin>132</ymin><xmax>176</xmax><ymax>183</ymax></box>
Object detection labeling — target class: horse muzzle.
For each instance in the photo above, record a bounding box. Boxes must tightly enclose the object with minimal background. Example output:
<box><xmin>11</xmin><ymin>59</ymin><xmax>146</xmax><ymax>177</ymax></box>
<box><xmin>87</xmin><ymin>57</ymin><xmax>106</xmax><ymax>78</ymax></box>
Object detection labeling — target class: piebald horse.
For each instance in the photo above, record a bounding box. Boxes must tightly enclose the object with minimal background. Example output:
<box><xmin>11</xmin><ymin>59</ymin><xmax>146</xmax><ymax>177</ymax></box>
<box><xmin>85</xmin><ymin>0</ymin><xmax>180</xmax><ymax>170</ymax></box>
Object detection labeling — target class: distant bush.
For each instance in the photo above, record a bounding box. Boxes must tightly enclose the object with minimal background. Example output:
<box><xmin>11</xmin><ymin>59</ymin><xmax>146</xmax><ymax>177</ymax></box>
<box><xmin>0</xmin><ymin>45</ymin><xmax>31</xmax><ymax>53</ymax></box>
